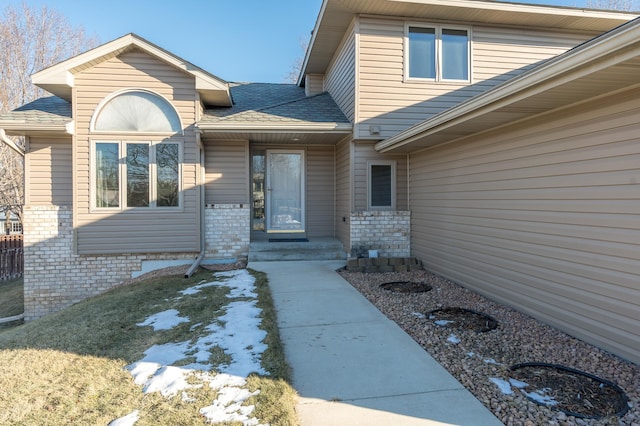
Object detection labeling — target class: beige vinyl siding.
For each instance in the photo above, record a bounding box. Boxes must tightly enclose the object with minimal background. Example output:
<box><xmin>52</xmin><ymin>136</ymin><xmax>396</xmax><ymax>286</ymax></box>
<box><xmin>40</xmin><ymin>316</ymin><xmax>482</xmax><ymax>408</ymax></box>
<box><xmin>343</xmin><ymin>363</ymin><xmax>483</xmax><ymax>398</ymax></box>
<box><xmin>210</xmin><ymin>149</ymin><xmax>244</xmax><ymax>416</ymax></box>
<box><xmin>335</xmin><ymin>137</ymin><xmax>352</xmax><ymax>249</ymax></box>
<box><xmin>305</xmin><ymin>74</ymin><xmax>325</xmax><ymax>96</ymax></box>
<box><xmin>409</xmin><ymin>87</ymin><xmax>640</xmax><ymax>364</ymax></box>
<box><xmin>325</xmin><ymin>18</ymin><xmax>356</xmax><ymax>122</ymax></box>
<box><xmin>306</xmin><ymin>145</ymin><xmax>335</xmax><ymax>237</ymax></box>
<box><xmin>27</xmin><ymin>137</ymin><xmax>72</xmax><ymax>206</ymax></box>
<box><xmin>353</xmin><ymin>141</ymin><xmax>407</xmax><ymax>211</ymax></box>
<box><xmin>357</xmin><ymin>17</ymin><xmax>593</xmax><ymax>139</ymax></box>
<box><xmin>204</xmin><ymin>140</ymin><xmax>249</xmax><ymax>204</ymax></box>
<box><xmin>74</xmin><ymin>49</ymin><xmax>200</xmax><ymax>254</ymax></box>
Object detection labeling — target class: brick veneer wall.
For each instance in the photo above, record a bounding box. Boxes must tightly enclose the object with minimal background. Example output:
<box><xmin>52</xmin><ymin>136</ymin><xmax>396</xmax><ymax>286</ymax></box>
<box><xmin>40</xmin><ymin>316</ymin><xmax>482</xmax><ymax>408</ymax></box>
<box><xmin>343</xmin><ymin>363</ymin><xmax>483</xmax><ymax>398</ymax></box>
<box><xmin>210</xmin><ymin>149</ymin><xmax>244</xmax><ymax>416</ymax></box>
<box><xmin>22</xmin><ymin>206</ymin><xmax>197</xmax><ymax>320</ymax></box>
<box><xmin>350</xmin><ymin>210</ymin><xmax>411</xmax><ymax>257</ymax></box>
<box><xmin>204</xmin><ymin>204</ymin><xmax>250</xmax><ymax>259</ymax></box>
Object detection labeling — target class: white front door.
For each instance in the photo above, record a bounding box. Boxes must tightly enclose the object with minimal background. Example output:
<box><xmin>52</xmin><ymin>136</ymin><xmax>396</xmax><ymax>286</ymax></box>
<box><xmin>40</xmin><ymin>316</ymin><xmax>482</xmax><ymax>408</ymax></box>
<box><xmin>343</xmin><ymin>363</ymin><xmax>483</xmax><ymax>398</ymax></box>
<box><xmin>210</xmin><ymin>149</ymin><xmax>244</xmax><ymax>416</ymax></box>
<box><xmin>266</xmin><ymin>150</ymin><xmax>305</xmax><ymax>233</ymax></box>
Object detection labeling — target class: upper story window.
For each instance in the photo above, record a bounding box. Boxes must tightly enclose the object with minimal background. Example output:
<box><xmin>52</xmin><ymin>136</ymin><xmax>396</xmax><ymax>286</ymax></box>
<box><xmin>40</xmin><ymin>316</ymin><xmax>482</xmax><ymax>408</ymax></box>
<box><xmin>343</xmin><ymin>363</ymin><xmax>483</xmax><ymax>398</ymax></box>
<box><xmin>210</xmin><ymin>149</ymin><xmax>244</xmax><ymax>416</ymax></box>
<box><xmin>406</xmin><ymin>24</ymin><xmax>470</xmax><ymax>82</ymax></box>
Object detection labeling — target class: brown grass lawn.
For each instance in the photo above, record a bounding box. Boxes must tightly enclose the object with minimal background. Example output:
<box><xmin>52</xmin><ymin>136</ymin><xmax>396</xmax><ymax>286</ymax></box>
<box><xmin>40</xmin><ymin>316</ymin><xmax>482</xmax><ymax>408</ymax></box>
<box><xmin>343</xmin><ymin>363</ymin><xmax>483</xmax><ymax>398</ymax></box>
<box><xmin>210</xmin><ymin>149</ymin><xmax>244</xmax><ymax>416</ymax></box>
<box><xmin>0</xmin><ymin>269</ymin><xmax>297</xmax><ymax>425</ymax></box>
<box><xmin>0</xmin><ymin>276</ymin><xmax>23</xmax><ymax>319</ymax></box>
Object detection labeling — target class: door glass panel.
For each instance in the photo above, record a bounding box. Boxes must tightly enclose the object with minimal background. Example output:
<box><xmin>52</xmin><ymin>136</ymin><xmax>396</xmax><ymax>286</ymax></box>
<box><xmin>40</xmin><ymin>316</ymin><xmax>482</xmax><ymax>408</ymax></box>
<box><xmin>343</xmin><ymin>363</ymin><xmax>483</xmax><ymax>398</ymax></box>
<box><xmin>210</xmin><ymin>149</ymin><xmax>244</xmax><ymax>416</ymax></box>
<box><xmin>267</xmin><ymin>152</ymin><xmax>304</xmax><ymax>232</ymax></box>
<box><xmin>252</xmin><ymin>151</ymin><xmax>265</xmax><ymax>231</ymax></box>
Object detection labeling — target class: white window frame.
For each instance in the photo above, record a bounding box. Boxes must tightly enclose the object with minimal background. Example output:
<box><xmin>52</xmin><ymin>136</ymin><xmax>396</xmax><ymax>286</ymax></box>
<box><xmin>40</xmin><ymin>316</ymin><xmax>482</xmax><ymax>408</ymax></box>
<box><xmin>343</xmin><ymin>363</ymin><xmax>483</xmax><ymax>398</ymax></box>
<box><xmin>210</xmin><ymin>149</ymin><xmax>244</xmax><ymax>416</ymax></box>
<box><xmin>90</xmin><ymin>140</ymin><xmax>183</xmax><ymax>212</ymax></box>
<box><xmin>404</xmin><ymin>22</ymin><xmax>471</xmax><ymax>83</ymax></box>
<box><xmin>367</xmin><ymin>160</ymin><xmax>396</xmax><ymax>211</ymax></box>
<box><xmin>90</xmin><ymin>89</ymin><xmax>184</xmax><ymax>135</ymax></box>
<box><xmin>10</xmin><ymin>221</ymin><xmax>22</xmax><ymax>234</ymax></box>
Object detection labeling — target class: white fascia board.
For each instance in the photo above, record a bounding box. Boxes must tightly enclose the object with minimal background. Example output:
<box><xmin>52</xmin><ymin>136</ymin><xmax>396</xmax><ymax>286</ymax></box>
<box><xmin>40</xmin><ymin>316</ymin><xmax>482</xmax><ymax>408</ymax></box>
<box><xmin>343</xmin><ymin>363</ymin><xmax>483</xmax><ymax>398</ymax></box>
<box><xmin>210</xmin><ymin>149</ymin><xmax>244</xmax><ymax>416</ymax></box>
<box><xmin>32</xmin><ymin>34</ymin><xmax>133</xmax><ymax>84</ymax></box>
<box><xmin>298</xmin><ymin>0</ymin><xmax>328</xmax><ymax>86</ymax></box>
<box><xmin>65</xmin><ymin>121</ymin><xmax>75</xmax><ymax>135</ymax></box>
<box><xmin>0</xmin><ymin>123</ymin><xmax>69</xmax><ymax>135</ymax></box>
<box><xmin>32</xmin><ymin>33</ymin><xmax>230</xmax><ymax>100</ymax></box>
<box><xmin>392</xmin><ymin>0</ymin><xmax>636</xmax><ymax>19</ymax></box>
<box><xmin>32</xmin><ymin>69</ymin><xmax>74</xmax><ymax>88</ymax></box>
<box><xmin>198</xmin><ymin>122</ymin><xmax>352</xmax><ymax>132</ymax></box>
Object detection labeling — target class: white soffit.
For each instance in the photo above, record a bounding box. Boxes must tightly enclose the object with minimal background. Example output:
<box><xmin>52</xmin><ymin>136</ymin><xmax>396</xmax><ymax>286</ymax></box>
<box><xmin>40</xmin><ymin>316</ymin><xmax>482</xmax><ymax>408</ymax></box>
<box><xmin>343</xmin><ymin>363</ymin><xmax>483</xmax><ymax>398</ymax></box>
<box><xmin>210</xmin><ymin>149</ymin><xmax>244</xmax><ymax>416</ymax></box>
<box><xmin>302</xmin><ymin>0</ymin><xmax>637</xmax><ymax>76</ymax></box>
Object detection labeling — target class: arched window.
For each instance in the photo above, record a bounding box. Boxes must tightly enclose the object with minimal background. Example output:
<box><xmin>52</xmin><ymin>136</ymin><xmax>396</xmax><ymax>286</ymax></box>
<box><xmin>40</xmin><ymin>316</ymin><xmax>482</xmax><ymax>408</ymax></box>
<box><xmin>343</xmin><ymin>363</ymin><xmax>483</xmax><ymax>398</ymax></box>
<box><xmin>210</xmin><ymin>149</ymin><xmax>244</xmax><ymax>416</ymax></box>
<box><xmin>93</xmin><ymin>90</ymin><xmax>181</xmax><ymax>133</ymax></box>
<box><xmin>91</xmin><ymin>90</ymin><xmax>183</xmax><ymax>210</ymax></box>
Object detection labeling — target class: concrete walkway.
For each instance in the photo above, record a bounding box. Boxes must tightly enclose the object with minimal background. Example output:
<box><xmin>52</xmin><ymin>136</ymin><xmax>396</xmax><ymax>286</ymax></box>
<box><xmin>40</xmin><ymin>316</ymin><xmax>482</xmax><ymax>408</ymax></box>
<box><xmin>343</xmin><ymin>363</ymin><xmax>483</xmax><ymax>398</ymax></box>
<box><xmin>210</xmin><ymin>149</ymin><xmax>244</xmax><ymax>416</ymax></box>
<box><xmin>249</xmin><ymin>260</ymin><xmax>503</xmax><ymax>426</ymax></box>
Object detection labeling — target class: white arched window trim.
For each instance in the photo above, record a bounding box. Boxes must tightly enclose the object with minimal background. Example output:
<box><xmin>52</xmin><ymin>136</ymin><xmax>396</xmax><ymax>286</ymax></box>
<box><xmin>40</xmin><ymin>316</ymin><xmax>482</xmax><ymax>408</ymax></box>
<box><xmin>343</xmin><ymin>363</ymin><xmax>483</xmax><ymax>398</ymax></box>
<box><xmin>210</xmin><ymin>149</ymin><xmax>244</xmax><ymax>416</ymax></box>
<box><xmin>90</xmin><ymin>89</ymin><xmax>183</xmax><ymax>135</ymax></box>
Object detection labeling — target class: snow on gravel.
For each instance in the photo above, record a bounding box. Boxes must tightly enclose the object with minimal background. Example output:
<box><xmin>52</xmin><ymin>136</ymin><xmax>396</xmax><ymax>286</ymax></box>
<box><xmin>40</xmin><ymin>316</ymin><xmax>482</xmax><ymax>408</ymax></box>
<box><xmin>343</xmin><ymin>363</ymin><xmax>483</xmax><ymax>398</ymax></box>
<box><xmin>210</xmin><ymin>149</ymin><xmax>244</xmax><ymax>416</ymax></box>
<box><xmin>340</xmin><ymin>268</ymin><xmax>640</xmax><ymax>426</ymax></box>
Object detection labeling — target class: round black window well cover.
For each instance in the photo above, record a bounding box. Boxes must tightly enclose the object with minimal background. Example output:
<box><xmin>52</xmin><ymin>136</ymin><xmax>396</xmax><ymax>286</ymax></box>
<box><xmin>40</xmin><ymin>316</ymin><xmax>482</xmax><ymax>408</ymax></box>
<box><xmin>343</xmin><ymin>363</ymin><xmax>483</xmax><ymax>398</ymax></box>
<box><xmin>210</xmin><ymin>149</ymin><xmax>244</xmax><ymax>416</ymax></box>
<box><xmin>509</xmin><ymin>362</ymin><xmax>630</xmax><ymax>419</ymax></box>
<box><xmin>427</xmin><ymin>307</ymin><xmax>498</xmax><ymax>333</ymax></box>
<box><xmin>379</xmin><ymin>281</ymin><xmax>432</xmax><ymax>293</ymax></box>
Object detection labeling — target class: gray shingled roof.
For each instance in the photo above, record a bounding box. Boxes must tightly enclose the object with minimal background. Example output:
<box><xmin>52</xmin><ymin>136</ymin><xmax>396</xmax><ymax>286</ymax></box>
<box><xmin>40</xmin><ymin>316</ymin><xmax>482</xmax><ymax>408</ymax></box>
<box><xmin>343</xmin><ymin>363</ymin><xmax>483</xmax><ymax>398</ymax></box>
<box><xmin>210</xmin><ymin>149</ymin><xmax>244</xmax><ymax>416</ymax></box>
<box><xmin>200</xmin><ymin>83</ymin><xmax>350</xmax><ymax>125</ymax></box>
<box><xmin>0</xmin><ymin>96</ymin><xmax>71</xmax><ymax>125</ymax></box>
<box><xmin>0</xmin><ymin>84</ymin><xmax>350</xmax><ymax>129</ymax></box>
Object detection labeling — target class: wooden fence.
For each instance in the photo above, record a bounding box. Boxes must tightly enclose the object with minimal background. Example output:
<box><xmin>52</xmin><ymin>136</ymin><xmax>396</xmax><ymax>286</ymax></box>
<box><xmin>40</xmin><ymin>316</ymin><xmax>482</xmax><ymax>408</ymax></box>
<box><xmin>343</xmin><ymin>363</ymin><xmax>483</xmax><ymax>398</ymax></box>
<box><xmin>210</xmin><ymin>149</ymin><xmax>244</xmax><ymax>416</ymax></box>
<box><xmin>0</xmin><ymin>235</ymin><xmax>23</xmax><ymax>280</ymax></box>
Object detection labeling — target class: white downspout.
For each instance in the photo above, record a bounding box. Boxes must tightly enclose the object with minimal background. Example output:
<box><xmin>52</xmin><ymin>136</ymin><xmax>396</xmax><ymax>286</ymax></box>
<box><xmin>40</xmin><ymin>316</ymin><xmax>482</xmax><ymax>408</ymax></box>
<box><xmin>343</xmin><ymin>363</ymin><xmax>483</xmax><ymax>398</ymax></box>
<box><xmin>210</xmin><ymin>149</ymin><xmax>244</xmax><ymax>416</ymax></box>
<box><xmin>0</xmin><ymin>129</ymin><xmax>25</xmax><ymax>157</ymax></box>
<box><xmin>185</xmin><ymin>138</ymin><xmax>206</xmax><ymax>278</ymax></box>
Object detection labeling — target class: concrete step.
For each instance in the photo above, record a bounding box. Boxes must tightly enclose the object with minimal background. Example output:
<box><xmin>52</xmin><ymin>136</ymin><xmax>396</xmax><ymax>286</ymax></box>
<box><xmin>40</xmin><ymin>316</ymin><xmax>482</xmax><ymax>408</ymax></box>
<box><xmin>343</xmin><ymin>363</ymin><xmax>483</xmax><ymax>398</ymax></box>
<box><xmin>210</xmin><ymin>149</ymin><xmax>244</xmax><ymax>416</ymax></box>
<box><xmin>249</xmin><ymin>238</ymin><xmax>346</xmax><ymax>262</ymax></box>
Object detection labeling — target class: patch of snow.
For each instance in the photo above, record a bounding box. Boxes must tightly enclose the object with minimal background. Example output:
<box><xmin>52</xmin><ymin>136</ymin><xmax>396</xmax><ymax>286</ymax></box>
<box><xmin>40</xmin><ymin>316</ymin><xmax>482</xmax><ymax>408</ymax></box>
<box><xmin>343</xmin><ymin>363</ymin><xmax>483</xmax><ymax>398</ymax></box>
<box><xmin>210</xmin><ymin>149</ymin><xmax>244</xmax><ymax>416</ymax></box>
<box><xmin>144</xmin><ymin>366</ymin><xmax>194</xmax><ymax>397</ymax></box>
<box><xmin>490</xmin><ymin>378</ymin><xmax>513</xmax><ymax>395</ymax></box>
<box><xmin>108</xmin><ymin>410</ymin><xmax>140</xmax><ymax>426</ymax></box>
<box><xmin>467</xmin><ymin>351</ymin><xmax>476</xmax><ymax>357</ymax></box>
<box><xmin>119</xmin><ymin>269</ymin><xmax>267</xmax><ymax>426</ymax></box>
<box><xmin>484</xmin><ymin>358</ymin><xmax>500</xmax><ymax>365</ymax></box>
<box><xmin>509</xmin><ymin>378</ymin><xmax>529</xmax><ymax>389</ymax></box>
<box><xmin>139</xmin><ymin>341</ymin><xmax>193</xmax><ymax>366</ymax></box>
<box><xmin>412</xmin><ymin>312</ymin><xmax>425</xmax><ymax>318</ymax></box>
<box><xmin>434</xmin><ymin>319</ymin><xmax>454</xmax><ymax>326</ymax></box>
<box><xmin>447</xmin><ymin>334</ymin><xmax>460</xmax><ymax>344</ymax></box>
<box><xmin>524</xmin><ymin>388</ymin><xmax>558</xmax><ymax>406</ymax></box>
<box><xmin>204</xmin><ymin>300</ymin><xmax>267</xmax><ymax>377</ymax></box>
<box><xmin>215</xmin><ymin>269</ymin><xmax>259</xmax><ymax>298</ymax></box>
<box><xmin>180</xmin><ymin>281</ymin><xmax>219</xmax><ymax>296</ymax></box>
<box><xmin>136</xmin><ymin>309</ymin><xmax>189</xmax><ymax>330</ymax></box>
<box><xmin>200</xmin><ymin>386</ymin><xmax>260</xmax><ymax>424</ymax></box>
<box><xmin>129</xmin><ymin>362</ymin><xmax>162</xmax><ymax>387</ymax></box>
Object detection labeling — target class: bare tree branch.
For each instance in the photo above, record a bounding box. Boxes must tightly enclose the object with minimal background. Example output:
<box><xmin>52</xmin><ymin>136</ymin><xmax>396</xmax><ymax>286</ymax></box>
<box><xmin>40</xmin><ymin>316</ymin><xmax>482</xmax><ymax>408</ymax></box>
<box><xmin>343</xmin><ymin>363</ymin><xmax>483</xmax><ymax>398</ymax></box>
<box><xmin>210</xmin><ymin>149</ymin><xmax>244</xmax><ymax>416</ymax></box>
<box><xmin>586</xmin><ymin>0</ymin><xmax>640</xmax><ymax>11</ymax></box>
<box><xmin>285</xmin><ymin>37</ymin><xmax>310</xmax><ymax>84</ymax></box>
<box><xmin>0</xmin><ymin>1</ymin><xmax>99</xmax><ymax>224</ymax></box>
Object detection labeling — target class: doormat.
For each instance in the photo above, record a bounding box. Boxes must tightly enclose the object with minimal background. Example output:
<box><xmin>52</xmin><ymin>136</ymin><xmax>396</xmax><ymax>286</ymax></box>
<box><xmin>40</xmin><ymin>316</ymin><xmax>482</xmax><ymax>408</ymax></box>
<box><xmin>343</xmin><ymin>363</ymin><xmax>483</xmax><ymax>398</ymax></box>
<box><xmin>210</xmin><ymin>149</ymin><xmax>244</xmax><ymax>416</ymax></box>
<box><xmin>268</xmin><ymin>238</ymin><xmax>309</xmax><ymax>242</ymax></box>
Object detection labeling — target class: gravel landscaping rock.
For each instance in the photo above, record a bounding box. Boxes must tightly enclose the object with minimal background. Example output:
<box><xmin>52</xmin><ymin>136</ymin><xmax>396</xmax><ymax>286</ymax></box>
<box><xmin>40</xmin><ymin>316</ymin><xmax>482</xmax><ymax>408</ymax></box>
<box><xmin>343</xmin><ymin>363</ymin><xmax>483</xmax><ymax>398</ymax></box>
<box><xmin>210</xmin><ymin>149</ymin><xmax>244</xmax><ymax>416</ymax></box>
<box><xmin>338</xmin><ymin>268</ymin><xmax>639</xmax><ymax>426</ymax></box>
